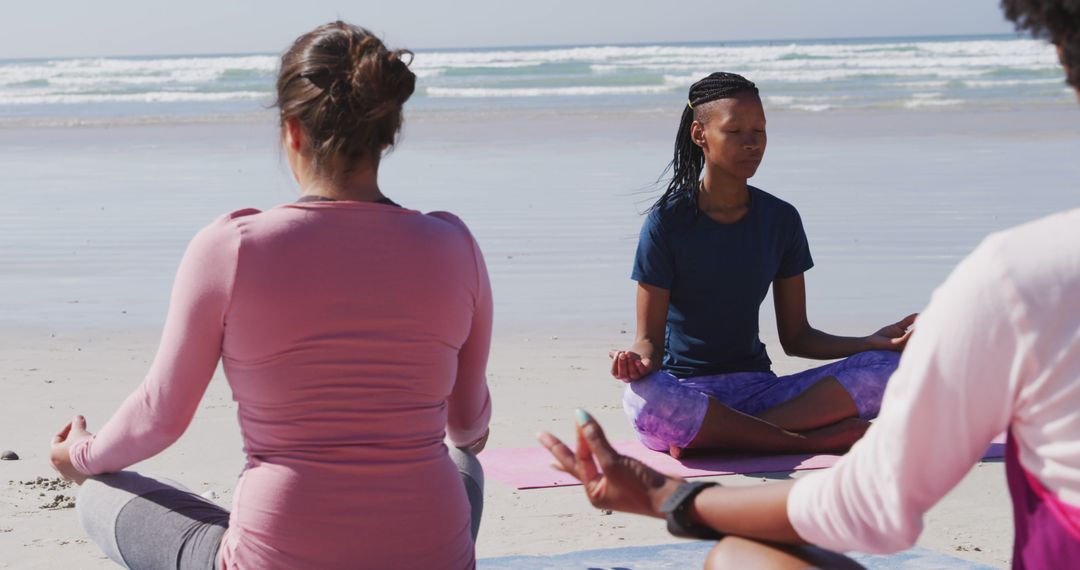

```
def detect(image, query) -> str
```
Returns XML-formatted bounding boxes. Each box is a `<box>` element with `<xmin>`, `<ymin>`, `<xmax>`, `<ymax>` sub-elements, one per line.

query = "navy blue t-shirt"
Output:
<box><xmin>632</xmin><ymin>187</ymin><xmax>814</xmax><ymax>378</ymax></box>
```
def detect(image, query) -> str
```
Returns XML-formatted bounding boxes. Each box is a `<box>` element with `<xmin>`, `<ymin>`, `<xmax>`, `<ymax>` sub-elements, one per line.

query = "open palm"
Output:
<box><xmin>868</xmin><ymin>313</ymin><xmax>918</xmax><ymax>351</ymax></box>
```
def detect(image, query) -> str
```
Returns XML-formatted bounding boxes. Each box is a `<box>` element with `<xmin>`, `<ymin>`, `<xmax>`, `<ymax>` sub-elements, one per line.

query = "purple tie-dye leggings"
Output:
<box><xmin>622</xmin><ymin>350</ymin><xmax>901</xmax><ymax>451</ymax></box>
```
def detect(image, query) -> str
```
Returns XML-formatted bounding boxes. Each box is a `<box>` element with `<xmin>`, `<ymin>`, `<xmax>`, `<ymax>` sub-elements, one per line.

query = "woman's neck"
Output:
<box><xmin>698</xmin><ymin>170</ymin><xmax>750</xmax><ymax>212</ymax></box>
<box><xmin>299</xmin><ymin>164</ymin><xmax>384</xmax><ymax>202</ymax></box>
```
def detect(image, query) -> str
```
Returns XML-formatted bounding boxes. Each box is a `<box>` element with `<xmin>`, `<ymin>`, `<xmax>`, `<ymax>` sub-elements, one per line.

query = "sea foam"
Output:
<box><xmin>0</xmin><ymin>35</ymin><xmax>1070</xmax><ymax>121</ymax></box>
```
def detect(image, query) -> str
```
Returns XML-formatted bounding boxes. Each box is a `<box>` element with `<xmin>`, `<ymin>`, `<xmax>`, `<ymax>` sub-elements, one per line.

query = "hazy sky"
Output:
<box><xmin>2</xmin><ymin>0</ymin><xmax>1018</xmax><ymax>59</ymax></box>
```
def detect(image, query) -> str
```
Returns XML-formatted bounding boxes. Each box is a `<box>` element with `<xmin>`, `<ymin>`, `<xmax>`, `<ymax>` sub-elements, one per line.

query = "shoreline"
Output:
<box><xmin>2</xmin><ymin>100</ymin><xmax>1078</xmax><ymax>133</ymax></box>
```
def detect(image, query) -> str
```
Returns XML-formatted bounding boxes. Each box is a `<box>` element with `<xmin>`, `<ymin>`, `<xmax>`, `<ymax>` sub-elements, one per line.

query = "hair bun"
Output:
<box><xmin>384</xmin><ymin>49</ymin><xmax>417</xmax><ymax>104</ymax></box>
<box><xmin>334</xmin><ymin>36</ymin><xmax>415</xmax><ymax>122</ymax></box>
<box><xmin>275</xmin><ymin>21</ymin><xmax>417</xmax><ymax>172</ymax></box>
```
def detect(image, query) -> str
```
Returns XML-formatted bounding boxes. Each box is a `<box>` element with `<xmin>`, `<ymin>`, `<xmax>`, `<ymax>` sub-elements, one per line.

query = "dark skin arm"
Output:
<box><xmin>610</xmin><ymin>283</ymin><xmax>669</xmax><ymax>381</ymax></box>
<box><xmin>689</xmin><ymin>479</ymin><xmax>800</xmax><ymax>543</ymax></box>
<box><xmin>538</xmin><ymin>411</ymin><xmax>803</xmax><ymax>544</ymax></box>
<box><xmin>774</xmin><ymin>273</ymin><xmax>916</xmax><ymax>359</ymax></box>
<box><xmin>613</xmin><ymin>277</ymin><xmax>915</xmax><ymax>378</ymax></box>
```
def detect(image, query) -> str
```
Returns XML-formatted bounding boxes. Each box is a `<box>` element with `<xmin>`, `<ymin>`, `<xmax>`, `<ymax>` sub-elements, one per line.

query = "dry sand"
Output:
<box><xmin>0</xmin><ymin>327</ymin><xmax>1012</xmax><ymax>568</ymax></box>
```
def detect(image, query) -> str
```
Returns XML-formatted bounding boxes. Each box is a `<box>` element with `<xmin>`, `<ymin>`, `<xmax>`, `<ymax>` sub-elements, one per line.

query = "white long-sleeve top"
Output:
<box><xmin>788</xmin><ymin>208</ymin><xmax>1080</xmax><ymax>553</ymax></box>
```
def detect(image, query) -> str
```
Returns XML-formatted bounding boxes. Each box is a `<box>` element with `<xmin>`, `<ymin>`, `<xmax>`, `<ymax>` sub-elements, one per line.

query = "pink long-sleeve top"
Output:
<box><xmin>788</xmin><ymin>208</ymin><xmax>1080</xmax><ymax>554</ymax></box>
<box><xmin>70</xmin><ymin>201</ymin><xmax>493</xmax><ymax>569</ymax></box>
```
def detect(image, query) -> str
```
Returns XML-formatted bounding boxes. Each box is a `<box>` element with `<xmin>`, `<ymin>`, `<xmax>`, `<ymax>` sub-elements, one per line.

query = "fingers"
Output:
<box><xmin>577</xmin><ymin>410</ymin><xmax>619</xmax><ymax>468</ymax></box>
<box><xmin>625</xmin><ymin>355</ymin><xmax>644</xmax><ymax>380</ymax></box>
<box><xmin>575</xmin><ymin>421</ymin><xmax>600</xmax><ymax>483</ymax></box>
<box><xmin>630</xmin><ymin>358</ymin><xmax>651</xmax><ymax>380</ymax></box>
<box><xmin>616</xmin><ymin>352</ymin><xmax>632</xmax><ymax>380</ymax></box>
<box><xmin>610</xmin><ymin>350</ymin><xmax>626</xmax><ymax>379</ymax></box>
<box><xmin>537</xmin><ymin>432</ymin><xmax>580</xmax><ymax>480</ymax></box>
<box><xmin>550</xmin><ymin>461</ymin><xmax>572</xmax><ymax>475</ymax></box>
<box><xmin>546</xmin><ymin>409</ymin><xmax>635</xmax><ymax>490</ymax></box>
<box><xmin>52</xmin><ymin>421</ymin><xmax>73</xmax><ymax>445</ymax></box>
<box><xmin>611</xmin><ymin>351</ymin><xmax>647</xmax><ymax>382</ymax></box>
<box><xmin>891</xmin><ymin>327</ymin><xmax>914</xmax><ymax>347</ymax></box>
<box><xmin>71</xmin><ymin>415</ymin><xmax>88</xmax><ymax>435</ymax></box>
<box><xmin>898</xmin><ymin>313</ymin><xmax>918</xmax><ymax>328</ymax></box>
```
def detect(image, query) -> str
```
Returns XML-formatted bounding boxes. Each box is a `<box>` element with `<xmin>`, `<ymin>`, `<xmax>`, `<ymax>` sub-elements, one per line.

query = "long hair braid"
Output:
<box><xmin>652</xmin><ymin>72</ymin><xmax>759</xmax><ymax>212</ymax></box>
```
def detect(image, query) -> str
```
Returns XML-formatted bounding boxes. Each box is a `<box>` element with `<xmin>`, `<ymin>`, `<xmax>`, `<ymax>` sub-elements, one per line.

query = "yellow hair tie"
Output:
<box><xmin>687</xmin><ymin>99</ymin><xmax>694</xmax><ymax>109</ymax></box>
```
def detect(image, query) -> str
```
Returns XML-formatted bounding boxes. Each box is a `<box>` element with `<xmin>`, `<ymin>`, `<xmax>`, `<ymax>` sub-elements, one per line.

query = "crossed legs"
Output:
<box><xmin>77</xmin><ymin>448</ymin><xmax>486</xmax><ymax>569</ymax></box>
<box><xmin>680</xmin><ymin>378</ymin><xmax>869</xmax><ymax>456</ymax></box>
<box><xmin>623</xmin><ymin>351</ymin><xmax>899</xmax><ymax>455</ymax></box>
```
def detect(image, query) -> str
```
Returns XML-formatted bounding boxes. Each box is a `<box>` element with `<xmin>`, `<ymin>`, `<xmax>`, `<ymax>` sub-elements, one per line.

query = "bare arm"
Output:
<box><xmin>538</xmin><ymin>412</ymin><xmax>804</xmax><ymax>544</ymax></box>
<box><xmin>773</xmin><ymin>274</ymin><xmax>915</xmax><ymax>360</ymax></box>
<box><xmin>689</xmin><ymin>481</ymin><xmax>802</xmax><ymax>543</ymax></box>
<box><xmin>611</xmin><ymin>282</ymin><xmax>670</xmax><ymax>381</ymax></box>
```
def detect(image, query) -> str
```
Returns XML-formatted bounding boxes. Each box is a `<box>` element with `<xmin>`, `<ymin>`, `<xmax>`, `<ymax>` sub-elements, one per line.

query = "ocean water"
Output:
<box><xmin>1</xmin><ymin>34</ymin><xmax>1077</xmax><ymax>336</ymax></box>
<box><xmin>0</xmin><ymin>34</ymin><xmax>1074</xmax><ymax>123</ymax></box>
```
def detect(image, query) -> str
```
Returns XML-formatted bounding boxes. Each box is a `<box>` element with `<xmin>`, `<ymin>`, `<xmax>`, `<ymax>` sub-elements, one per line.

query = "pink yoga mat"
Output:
<box><xmin>480</xmin><ymin>436</ymin><xmax>1007</xmax><ymax>490</ymax></box>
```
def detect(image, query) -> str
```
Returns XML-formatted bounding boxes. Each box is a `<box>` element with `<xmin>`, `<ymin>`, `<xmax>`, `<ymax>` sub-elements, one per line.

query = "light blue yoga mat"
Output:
<box><xmin>479</xmin><ymin>541</ymin><xmax>996</xmax><ymax>569</ymax></box>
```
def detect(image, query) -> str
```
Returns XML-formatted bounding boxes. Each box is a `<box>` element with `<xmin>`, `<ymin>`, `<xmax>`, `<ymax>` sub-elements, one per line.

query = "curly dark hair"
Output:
<box><xmin>1002</xmin><ymin>0</ymin><xmax>1080</xmax><ymax>87</ymax></box>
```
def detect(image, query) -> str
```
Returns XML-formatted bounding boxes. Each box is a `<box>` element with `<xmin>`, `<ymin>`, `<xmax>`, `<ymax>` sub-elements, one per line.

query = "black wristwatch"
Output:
<box><xmin>659</xmin><ymin>481</ymin><xmax>724</xmax><ymax>540</ymax></box>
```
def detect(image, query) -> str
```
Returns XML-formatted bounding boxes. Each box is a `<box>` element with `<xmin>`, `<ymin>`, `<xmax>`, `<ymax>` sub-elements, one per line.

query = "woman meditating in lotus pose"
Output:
<box><xmin>48</xmin><ymin>21</ymin><xmax>492</xmax><ymax>570</ymax></box>
<box><xmin>547</xmin><ymin>2</ymin><xmax>1080</xmax><ymax>567</ymax></box>
<box><xmin>612</xmin><ymin>72</ymin><xmax>914</xmax><ymax>457</ymax></box>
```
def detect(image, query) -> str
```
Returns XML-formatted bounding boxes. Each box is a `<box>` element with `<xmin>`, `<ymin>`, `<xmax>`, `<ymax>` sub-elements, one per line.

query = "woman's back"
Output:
<box><xmin>58</xmin><ymin>21</ymin><xmax>491</xmax><ymax>570</ymax></box>
<box><xmin>211</xmin><ymin>201</ymin><xmax>490</xmax><ymax>567</ymax></box>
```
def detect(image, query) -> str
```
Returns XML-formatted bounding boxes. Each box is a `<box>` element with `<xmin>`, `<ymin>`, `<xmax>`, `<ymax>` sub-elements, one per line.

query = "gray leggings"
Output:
<box><xmin>76</xmin><ymin>447</ymin><xmax>485</xmax><ymax>569</ymax></box>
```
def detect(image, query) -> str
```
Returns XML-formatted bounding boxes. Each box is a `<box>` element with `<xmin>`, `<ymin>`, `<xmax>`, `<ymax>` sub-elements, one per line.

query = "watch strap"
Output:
<box><xmin>660</xmin><ymin>481</ymin><xmax>724</xmax><ymax>540</ymax></box>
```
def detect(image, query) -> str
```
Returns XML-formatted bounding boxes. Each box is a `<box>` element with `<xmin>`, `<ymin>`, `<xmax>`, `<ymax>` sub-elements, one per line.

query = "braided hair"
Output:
<box><xmin>652</xmin><ymin>72</ymin><xmax>759</xmax><ymax>212</ymax></box>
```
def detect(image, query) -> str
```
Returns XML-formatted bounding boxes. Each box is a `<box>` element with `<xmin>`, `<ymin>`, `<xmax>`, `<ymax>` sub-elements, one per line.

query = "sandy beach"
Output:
<box><xmin>2</xmin><ymin>106</ymin><xmax>1078</xmax><ymax>568</ymax></box>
